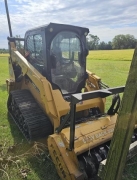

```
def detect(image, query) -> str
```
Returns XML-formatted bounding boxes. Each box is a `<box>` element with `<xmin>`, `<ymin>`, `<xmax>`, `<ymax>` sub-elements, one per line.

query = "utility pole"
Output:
<box><xmin>102</xmin><ymin>46</ymin><xmax>137</xmax><ymax>180</ymax></box>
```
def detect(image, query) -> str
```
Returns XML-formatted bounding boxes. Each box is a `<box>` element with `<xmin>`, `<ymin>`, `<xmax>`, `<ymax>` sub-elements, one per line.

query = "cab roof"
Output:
<box><xmin>25</xmin><ymin>22</ymin><xmax>89</xmax><ymax>35</ymax></box>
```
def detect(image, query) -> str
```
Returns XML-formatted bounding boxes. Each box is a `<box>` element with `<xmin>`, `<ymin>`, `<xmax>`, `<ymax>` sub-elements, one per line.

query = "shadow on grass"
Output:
<box><xmin>27</xmin><ymin>156</ymin><xmax>60</xmax><ymax>180</ymax></box>
<box><xmin>0</xmin><ymin>84</ymin><xmax>7</xmax><ymax>91</ymax></box>
<box><xmin>7</xmin><ymin>113</ymin><xmax>60</xmax><ymax>180</ymax></box>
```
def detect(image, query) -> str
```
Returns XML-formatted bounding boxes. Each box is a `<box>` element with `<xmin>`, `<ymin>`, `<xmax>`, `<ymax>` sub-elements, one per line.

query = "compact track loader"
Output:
<box><xmin>5</xmin><ymin>1</ymin><xmax>137</xmax><ymax>180</ymax></box>
<box><xmin>6</xmin><ymin>25</ymin><xmax>125</xmax><ymax>179</ymax></box>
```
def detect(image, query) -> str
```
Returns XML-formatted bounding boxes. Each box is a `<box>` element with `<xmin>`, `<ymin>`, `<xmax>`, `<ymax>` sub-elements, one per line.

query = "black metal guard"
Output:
<box><xmin>55</xmin><ymin>111</ymin><xmax>70</xmax><ymax>133</ymax></box>
<box><xmin>72</xmin><ymin>86</ymin><xmax>124</xmax><ymax>104</ymax></box>
<box><xmin>7</xmin><ymin>37</ymin><xmax>25</xmax><ymax>42</ymax></box>
<box><xmin>69</xmin><ymin>102</ymin><xmax>76</xmax><ymax>150</ymax></box>
<box><xmin>56</xmin><ymin>86</ymin><xmax>125</xmax><ymax>151</ymax></box>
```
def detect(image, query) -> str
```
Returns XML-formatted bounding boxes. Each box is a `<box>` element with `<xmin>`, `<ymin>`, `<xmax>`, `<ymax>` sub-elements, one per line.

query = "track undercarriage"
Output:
<box><xmin>7</xmin><ymin>89</ymin><xmax>53</xmax><ymax>141</ymax></box>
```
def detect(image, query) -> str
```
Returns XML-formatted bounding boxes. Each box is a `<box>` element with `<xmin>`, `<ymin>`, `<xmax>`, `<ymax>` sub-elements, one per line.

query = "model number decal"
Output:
<box><xmin>82</xmin><ymin>128</ymin><xmax>114</xmax><ymax>143</ymax></box>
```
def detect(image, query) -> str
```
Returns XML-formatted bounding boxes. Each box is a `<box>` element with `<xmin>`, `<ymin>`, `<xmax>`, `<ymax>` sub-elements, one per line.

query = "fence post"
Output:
<box><xmin>102</xmin><ymin>46</ymin><xmax>137</xmax><ymax>180</ymax></box>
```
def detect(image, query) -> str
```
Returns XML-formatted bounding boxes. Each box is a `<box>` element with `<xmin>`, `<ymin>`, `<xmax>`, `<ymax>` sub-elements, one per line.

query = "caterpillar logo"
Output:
<box><xmin>50</xmin><ymin>144</ymin><xmax>66</xmax><ymax>179</ymax></box>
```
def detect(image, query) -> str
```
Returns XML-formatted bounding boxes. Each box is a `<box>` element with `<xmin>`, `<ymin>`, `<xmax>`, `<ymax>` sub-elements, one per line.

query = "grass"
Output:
<box><xmin>88</xmin><ymin>49</ymin><xmax>134</xmax><ymax>61</ymax></box>
<box><xmin>87</xmin><ymin>49</ymin><xmax>134</xmax><ymax>87</ymax></box>
<box><xmin>0</xmin><ymin>55</ymin><xmax>59</xmax><ymax>180</ymax></box>
<box><xmin>0</xmin><ymin>54</ymin><xmax>9</xmax><ymax>57</ymax></box>
<box><xmin>0</xmin><ymin>50</ymin><xmax>137</xmax><ymax>180</ymax></box>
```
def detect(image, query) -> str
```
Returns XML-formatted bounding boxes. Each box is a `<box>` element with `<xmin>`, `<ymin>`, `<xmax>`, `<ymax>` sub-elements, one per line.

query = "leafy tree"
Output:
<box><xmin>87</xmin><ymin>34</ymin><xmax>100</xmax><ymax>50</ymax></box>
<box><xmin>106</xmin><ymin>41</ymin><xmax>112</xmax><ymax>50</ymax></box>
<box><xmin>98</xmin><ymin>41</ymin><xmax>112</xmax><ymax>50</ymax></box>
<box><xmin>98</xmin><ymin>41</ymin><xmax>106</xmax><ymax>50</ymax></box>
<box><xmin>0</xmin><ymin>48</ymin><xmax>9</xmax><ymax>53</ymax></box>
<box><xmin>112</xmin><ymin>34</ymin><xmax>137</xmax><ymax>49</ymax></box>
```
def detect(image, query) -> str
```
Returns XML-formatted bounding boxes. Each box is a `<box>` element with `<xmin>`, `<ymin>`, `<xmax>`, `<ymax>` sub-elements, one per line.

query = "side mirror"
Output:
<box><xmin>50</xmin><ymin>54</ymin><xmax>56</xmax><ymax>68</ymax></box>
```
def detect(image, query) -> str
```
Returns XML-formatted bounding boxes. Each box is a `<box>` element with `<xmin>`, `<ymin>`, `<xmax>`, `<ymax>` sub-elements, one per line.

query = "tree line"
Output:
<box><xmin>1</xmin><ymin>34</ymin><xmax>137</xmax><ymax>53</ymax></box>
<box><xmin>87</xmin><ymin>34</ymin><xmax>137</xmax><ymax>50</ymax></box>
<box><xmin>0</xmin><ymin>48</ymin><xmax>9</xmax><ymax>53</ymax></box>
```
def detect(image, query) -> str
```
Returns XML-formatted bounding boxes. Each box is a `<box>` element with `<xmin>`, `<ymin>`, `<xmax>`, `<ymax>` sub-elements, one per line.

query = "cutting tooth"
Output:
<box><xmin>78</xmin><ymin>158</ymin><xmax>88</xmax><ymax>180</ymax></box>
<box><xmin>92</xmin><ymin>150</ymin><xmax>102</xmax><ymax>169</ymax></box>
<box><xmin>86</xmin><ymin>155</ymin><xmax>97</xmax><ymax>177</ymax></box>
<box><xmin>131</xmin><ymin>135</ymin><xmax>136</xmax><ymax>143</ymax></box>
<box><xmin>98</xmin><ymin>146</ymin><xmax>107</xmax><ymax>159</ymax></box>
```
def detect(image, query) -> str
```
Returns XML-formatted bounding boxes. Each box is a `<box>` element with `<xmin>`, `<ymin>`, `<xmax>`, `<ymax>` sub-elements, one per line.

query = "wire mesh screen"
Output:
<box><xmin>26</xmin><ymin>34</ymin><xmax>44</xmax><ymax>73</ymax></box>
<box><xmin>26</xmin><ymin>35</ymin><xmax>43</xmax><ymax>61</ymax></box>
<box><xmin>26</xmin><ymin>35</ymin><xmax>34</xmax><ymax>53</ymax></box>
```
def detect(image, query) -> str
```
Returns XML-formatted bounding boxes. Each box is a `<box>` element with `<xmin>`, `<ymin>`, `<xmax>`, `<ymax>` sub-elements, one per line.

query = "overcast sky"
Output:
<box><xmin>0</xmin><ymin>0</ymin><xmax>137</xmax><ymax>48</ymax></box>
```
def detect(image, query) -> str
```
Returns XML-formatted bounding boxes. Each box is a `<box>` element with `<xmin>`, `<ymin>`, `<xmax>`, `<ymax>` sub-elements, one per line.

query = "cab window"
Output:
<box><xmin>26</xmin><ymin>34</ymin><xmax>44</xmax><ymax>73</ymax></box>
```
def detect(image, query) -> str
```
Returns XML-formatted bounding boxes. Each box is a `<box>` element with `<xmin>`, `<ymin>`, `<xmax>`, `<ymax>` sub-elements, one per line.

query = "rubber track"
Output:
<box><xmin>8</xmin><ymin>89</ymin><xmax>53</xmax><ymax>142</ymax></box>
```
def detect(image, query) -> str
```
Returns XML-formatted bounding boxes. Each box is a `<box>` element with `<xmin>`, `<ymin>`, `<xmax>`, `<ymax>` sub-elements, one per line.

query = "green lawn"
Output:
<box><xmin>0</xmin><ymin>50</ymin><xmax>137</xmax><ymax>180</ymax></box>
<box><xmin>87</xmin><ymin>49</ymin><xmax>134</xmax><ymax>87</ymax></box>
<box><xmin>88</xmin><ymin>49</ymin><xmax>134</xmax><ymax>61</ymax></box>
<box><xmin>0</xmin><ymin>56</ymin><xmax>59</xmax><ymax>180</ymax></box>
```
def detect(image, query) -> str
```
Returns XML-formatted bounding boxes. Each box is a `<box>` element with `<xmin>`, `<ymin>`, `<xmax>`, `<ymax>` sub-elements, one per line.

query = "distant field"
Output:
<box><xmin>88</xmin><ymin>49</ymin><xmax>134</xmax><ymax>61</ymax></box>
<box><xmin>87</xmin><ymin>49</ymin><xmax>134</xmax><ymax>87</ymax></box>
<box><xmin>0</xmin><ymin>49</ymin><xmax>136</xmax><ymax>180</ymax></box>
<box><xmin>0</xmin><ymin>53</ymin><xmax>9</xmax><ymax>57</ymax></box>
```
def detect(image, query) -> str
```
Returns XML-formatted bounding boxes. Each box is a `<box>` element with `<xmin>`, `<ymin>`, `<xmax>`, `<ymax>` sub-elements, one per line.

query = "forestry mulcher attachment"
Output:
<box><xmin>5</xmin><ymin>1</ymin><xmax>136</xmax><ymax>179</ymax></box>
